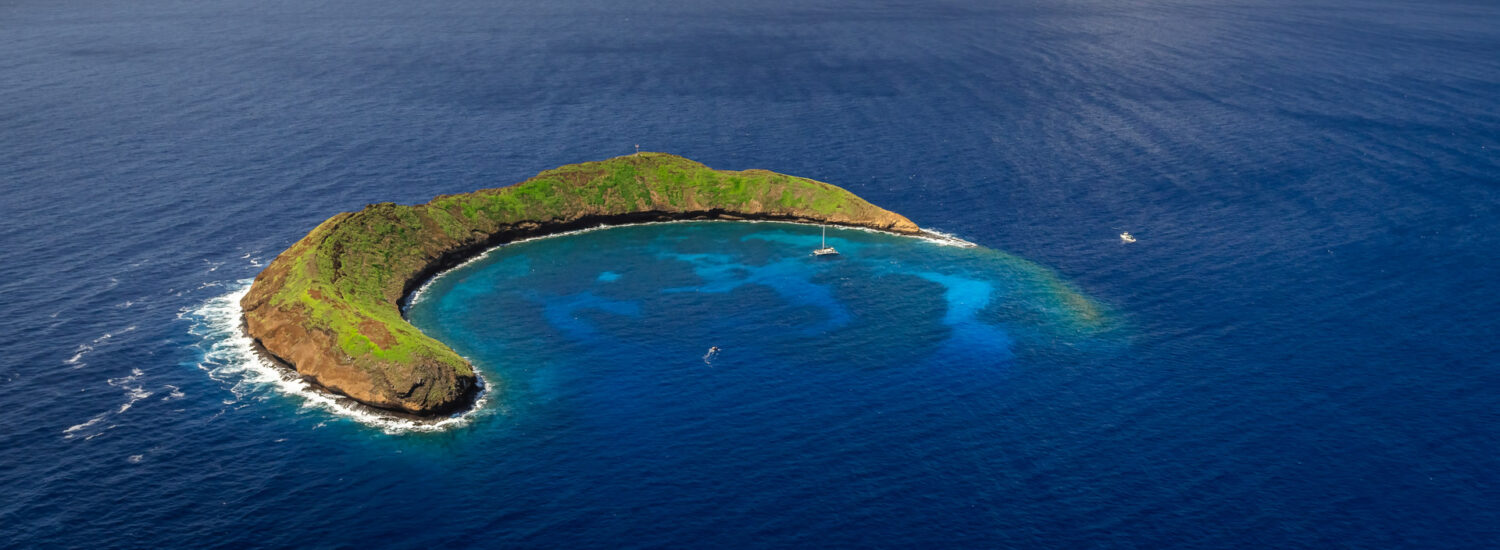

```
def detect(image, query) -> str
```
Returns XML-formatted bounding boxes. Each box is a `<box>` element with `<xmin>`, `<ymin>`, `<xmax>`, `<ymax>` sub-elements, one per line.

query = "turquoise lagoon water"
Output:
<box><xmin>408</xmin><ymin>222</ymin><xmax>1113</xmax><ymax>425</ymax></box>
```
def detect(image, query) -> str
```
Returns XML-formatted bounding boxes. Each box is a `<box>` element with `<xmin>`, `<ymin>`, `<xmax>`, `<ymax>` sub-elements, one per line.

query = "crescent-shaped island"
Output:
<box><xmin>241</xmin><ymin>153</ymin><xmax>921</xmax><ymax>417</ymax></box>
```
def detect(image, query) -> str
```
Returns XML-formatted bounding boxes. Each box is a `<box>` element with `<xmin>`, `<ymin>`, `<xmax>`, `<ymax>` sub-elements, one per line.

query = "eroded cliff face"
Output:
<box><xmin>241</xmin><ymin>153</ymin><xmax>919</xmax><ymax>416</ymax></box>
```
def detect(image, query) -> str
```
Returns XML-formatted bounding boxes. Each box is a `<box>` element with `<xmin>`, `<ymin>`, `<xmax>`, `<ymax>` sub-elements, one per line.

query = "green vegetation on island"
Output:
<box><xmin>241</xmin><ymin>153</ymin><xmax>920</xmax><ymax>416</ymax></box>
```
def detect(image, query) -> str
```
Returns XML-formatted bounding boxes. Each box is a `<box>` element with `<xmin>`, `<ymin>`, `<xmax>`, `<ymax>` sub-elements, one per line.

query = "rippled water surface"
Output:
<box><xmin>3</xmin><ymin>0</ymin><xmax>1499</xmax><ymax>547</ymax></box>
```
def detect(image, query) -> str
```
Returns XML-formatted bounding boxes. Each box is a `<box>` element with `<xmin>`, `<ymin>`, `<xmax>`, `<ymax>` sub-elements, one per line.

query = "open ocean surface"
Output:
<box><xmin>3</xmin><ymin>0</ymin><xmax>1499</xmax><ymax>547</ymax></box>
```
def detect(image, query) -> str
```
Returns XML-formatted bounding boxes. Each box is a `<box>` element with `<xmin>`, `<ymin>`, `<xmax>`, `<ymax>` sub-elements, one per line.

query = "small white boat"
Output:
<box><xmin>1120</xmin><ymin>231</ymin><xmax>1137</xmax><ymax>244</ymax></box>
<box><xmin>813</xmin><ymin>225</ymin><xmax>839</xmax><ymax>256</ymax></box>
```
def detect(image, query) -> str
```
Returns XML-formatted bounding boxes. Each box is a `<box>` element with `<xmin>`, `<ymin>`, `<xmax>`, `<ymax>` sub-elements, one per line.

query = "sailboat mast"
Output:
<box><xmin>812</xmin><ymin>224</ymin><xmax>839</xmax><ymax>256</ymax></box>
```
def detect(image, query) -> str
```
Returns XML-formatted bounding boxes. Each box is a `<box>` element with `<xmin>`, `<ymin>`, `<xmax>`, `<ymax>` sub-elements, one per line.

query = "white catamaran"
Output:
<box><xmin>813</xmin><ymin>225</ymin><xmax>839</xmax><ymax>256</ymax></box>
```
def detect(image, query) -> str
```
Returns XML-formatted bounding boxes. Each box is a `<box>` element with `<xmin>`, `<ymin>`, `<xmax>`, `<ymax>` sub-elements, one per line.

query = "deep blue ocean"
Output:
<box><xmin>3</xmin><ymin>0</ymin><xmax>1499</xmax><ymax>547</ymax></box>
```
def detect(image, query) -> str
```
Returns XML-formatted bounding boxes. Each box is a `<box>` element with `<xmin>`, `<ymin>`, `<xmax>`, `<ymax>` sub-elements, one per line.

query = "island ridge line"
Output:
<box><xmin>241</xmin><ymin>153</ymin><xmax>921</xmax><ymax>416</ymax></box>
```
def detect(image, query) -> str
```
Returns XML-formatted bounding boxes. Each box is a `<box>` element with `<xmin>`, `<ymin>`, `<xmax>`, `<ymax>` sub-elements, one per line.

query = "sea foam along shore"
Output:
<box><xmin>188</xmin><ymin>279</ymin><xmax>490</xmax><ymax>434</ymax></box>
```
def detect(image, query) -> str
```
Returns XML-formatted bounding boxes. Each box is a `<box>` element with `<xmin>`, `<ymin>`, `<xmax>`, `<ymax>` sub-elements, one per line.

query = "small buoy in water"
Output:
<box><xmin>1120</xmin><ymin>231</ymin><xmax>1137</xmax><ymax>244</ymax></box>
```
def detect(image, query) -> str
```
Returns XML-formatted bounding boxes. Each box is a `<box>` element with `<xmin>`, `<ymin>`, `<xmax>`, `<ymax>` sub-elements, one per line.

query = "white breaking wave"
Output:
<box><xmin>183</xmin><ymin>280</ymin><xmax>489</xmax><ymax>434</ymax></box>
<box><xmin>62</xmin><ymin>365</ymin><xmax>153</xmax><ymax>440</ymax></box>
<box><xmin>63</xmin><ymin>347</ymin><xmax>89</xmax><ymax>368</ymax></box>
<box><xmin>64</xmin><ymin>326</ymin><xmax>137</xmax><ymax>369</ymax></box>
<box><xmin>915</xmin><ymin>228</ymin><xmax>979</xmax><ymax>248</ymax></box>
<box><xmin>62</xmin><ymin>414</ymin><xmax>107</xmax><ymax>439</ymax></box>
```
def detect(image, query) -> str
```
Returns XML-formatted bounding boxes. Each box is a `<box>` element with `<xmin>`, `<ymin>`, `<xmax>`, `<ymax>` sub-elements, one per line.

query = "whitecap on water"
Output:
<box><xmin>63</xmin><ymin>365</ymin><xmax>158</xmax><ymax>440</ymax></box>
<box><xmin>915</xmin><ymin>227</ymin><xmax>979</xmax><ymax>248</ymax></box>
<box><xmin>63</xmin><ymin>414</ymin><xmax>107</xmax><ymax>440</ymax></box>
<box><xmin>64</xmin><ymin>326</ymin><xmax>137</xmax><ymax>369</ymax></box>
